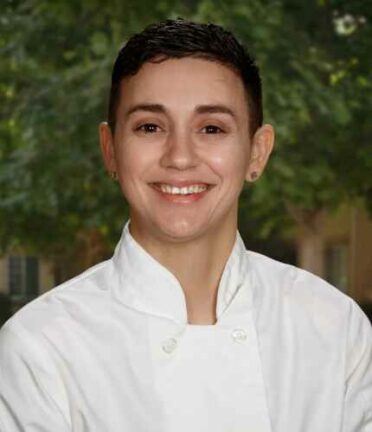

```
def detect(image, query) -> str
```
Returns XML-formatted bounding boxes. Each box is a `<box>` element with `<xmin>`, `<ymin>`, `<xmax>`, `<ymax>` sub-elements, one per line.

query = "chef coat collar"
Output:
<box><xmin>112</xmin><ymin>220</ymin><xmax>252</xmax><ymax>325</ymax></box>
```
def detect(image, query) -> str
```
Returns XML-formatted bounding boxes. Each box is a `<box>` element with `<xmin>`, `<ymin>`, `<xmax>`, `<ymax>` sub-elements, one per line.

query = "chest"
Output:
<box><xmin>45</xmin><ymin>308</ymin><xmax>344</xmax><ymax>432</ymax></box>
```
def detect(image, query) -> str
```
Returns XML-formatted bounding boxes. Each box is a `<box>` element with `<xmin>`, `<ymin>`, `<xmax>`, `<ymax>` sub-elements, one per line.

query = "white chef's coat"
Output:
<box><xmin>0</xmin><ymin>220</ymin><xmax>371</xmax><ymax>432</ymax></box>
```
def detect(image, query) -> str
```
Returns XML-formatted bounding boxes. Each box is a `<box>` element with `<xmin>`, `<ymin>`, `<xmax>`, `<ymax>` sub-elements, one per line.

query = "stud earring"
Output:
<box><xmin>109</xmin><ymin>171</ymin><xmax>118</xmax><ymax>180</ymax></box>
<box><xmin>250</xmin><ymin>171</ymin><xmax>259</xmax><ymax>181</ymax></box>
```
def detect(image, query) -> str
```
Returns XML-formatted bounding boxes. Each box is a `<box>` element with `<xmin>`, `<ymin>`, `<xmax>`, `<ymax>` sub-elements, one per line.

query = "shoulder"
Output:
<box><xmin>0</xmin><ymin>257</ymin><xmax>114</xmax><ymax>341</ymax></box>
<box><xmin>246</xmin><ymin>251</ymin><xmax>372</xmax><ymax>369</ymax></box>
<box><xmin>245</xmin><ymin>250</ymin><xmax>368</xmax><ymax>329</ymax></box>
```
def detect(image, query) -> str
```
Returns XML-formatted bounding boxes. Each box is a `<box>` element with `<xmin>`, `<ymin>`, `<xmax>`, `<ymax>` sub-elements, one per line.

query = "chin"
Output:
<box><xmin>154</xmin><ymin>219</ymin><xmax>208</xmax><ymax>243</ymax></box>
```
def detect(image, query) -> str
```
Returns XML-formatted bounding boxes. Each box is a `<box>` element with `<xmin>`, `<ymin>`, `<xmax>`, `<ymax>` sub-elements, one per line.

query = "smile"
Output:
<box><xmin>152</xmin><ymin>183</ymin><xmax>210</xmax><ymax>195</ymax></box>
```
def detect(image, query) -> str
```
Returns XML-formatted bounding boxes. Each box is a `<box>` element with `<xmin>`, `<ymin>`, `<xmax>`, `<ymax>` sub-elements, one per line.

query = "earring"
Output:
<box><xmin>109</xmin><ymin>171</ymin><xmax>118</xmax><ymax>180</ymax></box>
<box><xmin>250</xmin><ymin>171</ymin><xmax>259</xmax><ymax>181</ymax></box>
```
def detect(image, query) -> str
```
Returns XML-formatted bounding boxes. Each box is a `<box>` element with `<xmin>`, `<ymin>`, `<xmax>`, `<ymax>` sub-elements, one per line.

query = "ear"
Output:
<box><xmin>245</xmin><ymin>124</ymin><xmax>275</xmax><ymax>182</ymax></box>
<box><xmin>99</xmin><ymin>122</ymin><xmax>117</xmax><ymax>174</ymax></box>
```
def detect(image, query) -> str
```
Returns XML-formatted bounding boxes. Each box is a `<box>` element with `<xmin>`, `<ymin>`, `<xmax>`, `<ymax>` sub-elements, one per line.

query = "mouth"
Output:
<box><xmin>152</xmin><ymin>183</ymin><xmax>210</xmax><ymax>195</ymax></box>
<box><xmin>150</xmin><ymin>182</ymin><xmax>213</xmax><ymax>202</ymax></box>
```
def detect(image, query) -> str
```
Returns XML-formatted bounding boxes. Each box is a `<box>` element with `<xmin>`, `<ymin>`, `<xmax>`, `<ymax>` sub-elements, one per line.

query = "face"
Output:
<box><xmin>100</xmin><ymin>57</ymin><xmax>274</xmax><ymax>245</ymax></box>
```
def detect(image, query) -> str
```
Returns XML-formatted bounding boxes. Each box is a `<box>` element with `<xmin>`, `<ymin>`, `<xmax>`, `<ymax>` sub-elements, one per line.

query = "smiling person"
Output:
<box><xmin>0</xmin><ymin>18</ymin><xmax>371</xmax><ymax>432</ymax></box>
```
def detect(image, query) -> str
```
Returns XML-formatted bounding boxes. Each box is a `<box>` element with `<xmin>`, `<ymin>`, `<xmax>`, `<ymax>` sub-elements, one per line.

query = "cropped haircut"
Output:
<box><xmin>108</xmin><ymin>18</ymin><xmax>263</xmax><ymax>136</ymax></box>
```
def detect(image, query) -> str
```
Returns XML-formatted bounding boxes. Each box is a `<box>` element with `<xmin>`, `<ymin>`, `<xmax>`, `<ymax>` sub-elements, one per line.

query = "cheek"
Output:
<box><xmin>209</xmin><ymin>146</ymin><xmax>250</xmax><ymax>183</ymax></box>
<box><xmin>116</xmin><ymin>141</ymin><xmax>155</xmax><ymax>177</ymax></box>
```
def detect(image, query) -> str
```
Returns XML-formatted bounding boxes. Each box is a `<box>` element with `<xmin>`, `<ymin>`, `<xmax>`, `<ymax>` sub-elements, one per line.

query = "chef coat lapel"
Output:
<box><xmin>111</xmin><ymin>219</ymin><xmax>252</xmax><ymax>324</ymax></box>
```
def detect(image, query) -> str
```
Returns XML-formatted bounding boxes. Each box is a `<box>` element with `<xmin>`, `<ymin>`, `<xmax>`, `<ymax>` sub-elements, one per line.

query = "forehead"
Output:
<box><xmin>117</xmin><ymin>57</ymin><xmax>249</xmax><ymax>119</ymax></box>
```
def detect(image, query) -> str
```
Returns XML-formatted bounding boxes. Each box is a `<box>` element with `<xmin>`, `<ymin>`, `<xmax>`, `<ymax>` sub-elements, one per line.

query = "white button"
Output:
<box><xmin>162</xmin><ymin>337</ymin><xmax>178</xmax><ymax>354</ymax></box>
<box><xmin>231</xmin><ymin>328</ymin><xmax>247</xmax><ymax>343</ymax></box>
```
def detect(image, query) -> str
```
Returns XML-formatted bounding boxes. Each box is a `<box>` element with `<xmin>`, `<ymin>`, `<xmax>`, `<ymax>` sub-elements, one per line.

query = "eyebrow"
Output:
<box><xmin>124</xmin><ymin>103</ymin><xmax>237</xmax><ymax>119</ymax></box>
<box><xmin>125</xmin><ymin>104</ymin><xmax>164</xmax><ymax>118</ymax></box>
<box><xmin>195</xmin><ymin>104</ymin><xmax>237</xmax><ymax>119</ymax></box>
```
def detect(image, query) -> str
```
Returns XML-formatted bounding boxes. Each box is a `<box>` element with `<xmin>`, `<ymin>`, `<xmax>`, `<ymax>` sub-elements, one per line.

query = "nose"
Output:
<box><xmin>160</xmin><ymin>129</ymin><xmax>199</xmax><ymax>170</ymax></box>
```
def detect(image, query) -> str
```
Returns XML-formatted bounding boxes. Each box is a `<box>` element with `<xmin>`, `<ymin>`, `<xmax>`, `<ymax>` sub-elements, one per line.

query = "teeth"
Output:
<box><xmin>158</xmin><ymin>184</ymin><xmax>207</xmax><ymax>195</ymax></box>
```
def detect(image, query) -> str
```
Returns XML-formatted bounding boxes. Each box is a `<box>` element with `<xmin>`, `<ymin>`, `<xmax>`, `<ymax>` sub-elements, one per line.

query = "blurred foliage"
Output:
<box><xmin>1</xmin><ymin>0</ymin><xmax>372</xmax><ymax>274</ymax></box>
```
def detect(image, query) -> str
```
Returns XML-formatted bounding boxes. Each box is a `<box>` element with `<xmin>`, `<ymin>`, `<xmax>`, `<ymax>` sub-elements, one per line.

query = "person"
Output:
<box><xmin>0</xmin><ymin>18</ymin><xmax>371</xmax><ymax>432</ymax></box>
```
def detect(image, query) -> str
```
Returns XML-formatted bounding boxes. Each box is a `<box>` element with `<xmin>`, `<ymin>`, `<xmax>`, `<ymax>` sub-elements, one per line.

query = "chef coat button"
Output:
<box><xmin>162</xmin><ymin>337</ymin><xmax>178</xmax><ymax>354</ymax></box>
<box><xmin>231</xmin><ymin>328</ymin><xmax>247</xmax><ymax>343</ymax></box>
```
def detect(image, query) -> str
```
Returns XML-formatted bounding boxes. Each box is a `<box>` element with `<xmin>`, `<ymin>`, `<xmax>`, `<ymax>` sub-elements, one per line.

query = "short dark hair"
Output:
<box><xmin>108</xmin><ymin>18</ymin><xmax>263</xmax><ymax>136</ymax></box>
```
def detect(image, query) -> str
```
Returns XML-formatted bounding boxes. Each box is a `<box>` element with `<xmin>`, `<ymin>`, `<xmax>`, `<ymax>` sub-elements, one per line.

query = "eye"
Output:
<box><xmin>135</xmin><ymin>123</ymin><xmax>161</xmax><ymax>134</ymax></box>
<box><xmin>201</xmin><ymin>125</ymin><xmax>225</xmax><ymax>134</ymax></box>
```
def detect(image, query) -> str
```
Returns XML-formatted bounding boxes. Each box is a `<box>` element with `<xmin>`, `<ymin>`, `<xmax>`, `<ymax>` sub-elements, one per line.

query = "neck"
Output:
<box><xmin>129</xmin><ymin>216</ymin><xmax>238</xmax><ymax>325</ymax></box>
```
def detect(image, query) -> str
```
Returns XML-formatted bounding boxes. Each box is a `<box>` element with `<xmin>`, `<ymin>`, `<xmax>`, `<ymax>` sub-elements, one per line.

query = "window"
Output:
<box><xmin>325</xmin><ymin>244</ymin><xmax>348</xmax><ymax>293</ymax></box>
<box><xmin>8</xmin><ymin>256</ymin><xmax>39</xmax><ymax>298</ymax></box>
